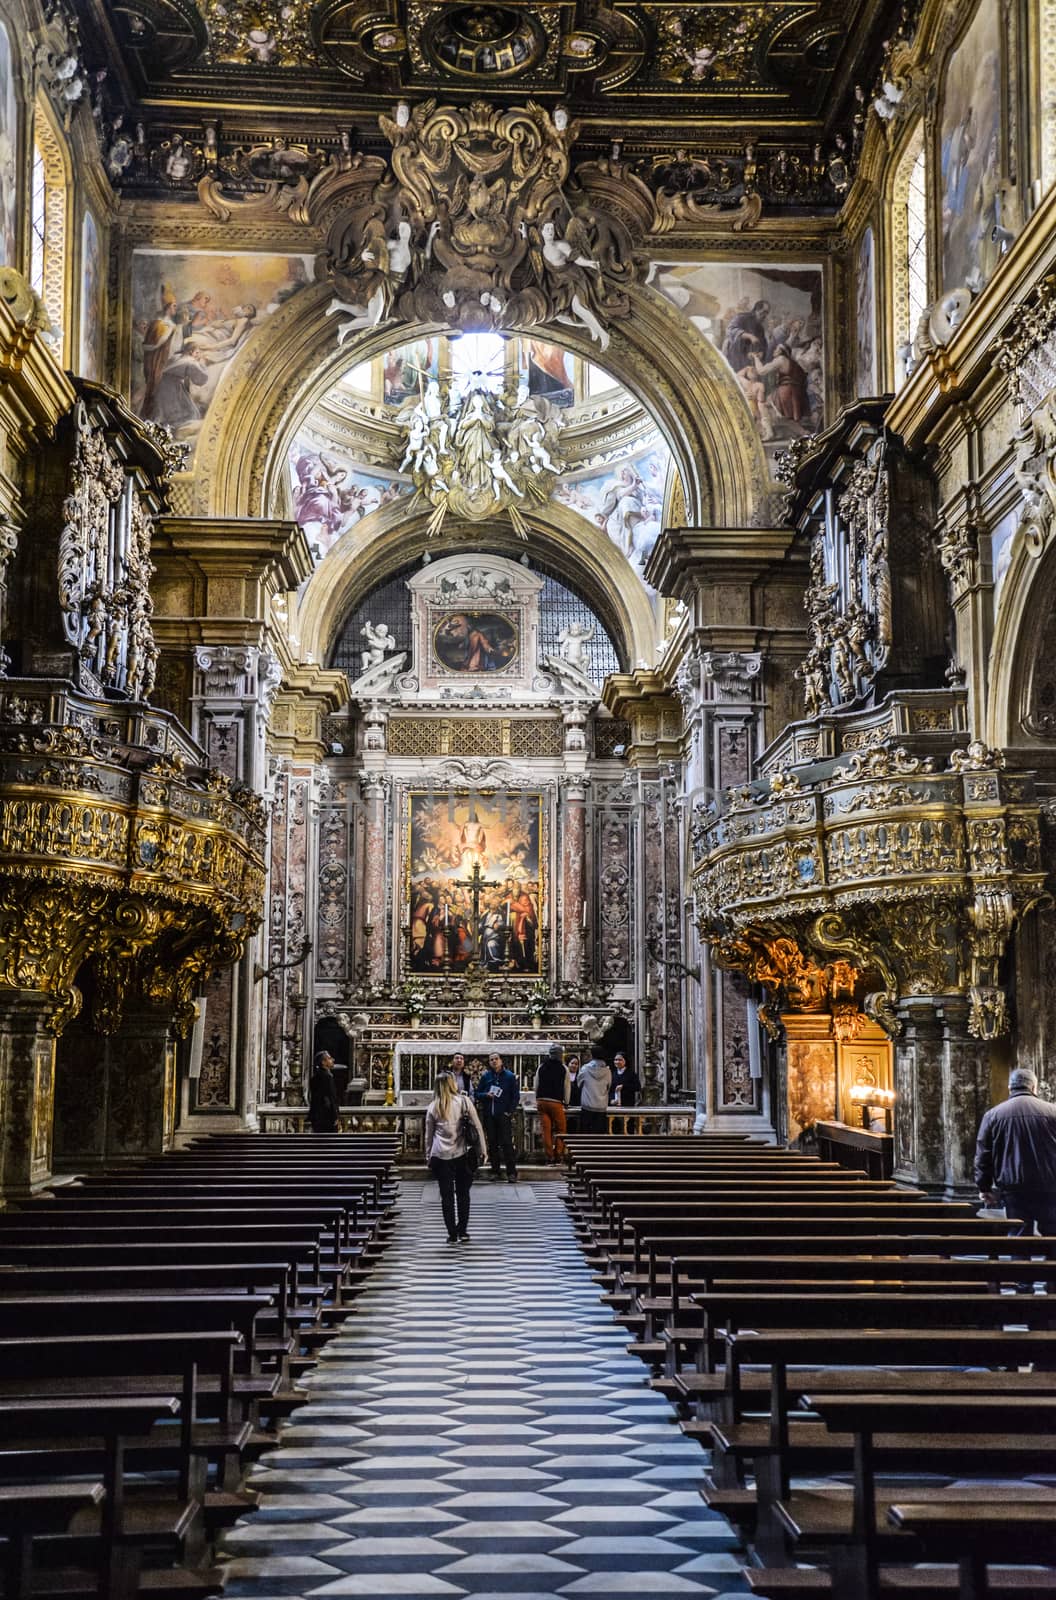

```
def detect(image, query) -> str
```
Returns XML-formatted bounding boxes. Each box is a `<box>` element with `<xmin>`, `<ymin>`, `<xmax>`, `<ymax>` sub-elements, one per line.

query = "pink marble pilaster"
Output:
<box><xmin>561</xmin><ymin>776</ymin><xmax>588</xmax><ymax>982</ymax></box>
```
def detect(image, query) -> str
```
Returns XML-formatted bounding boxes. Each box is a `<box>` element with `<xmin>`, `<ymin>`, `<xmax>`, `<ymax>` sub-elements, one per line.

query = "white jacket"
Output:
<box><xmin>425</xmin><ymin>1093</ymin><xmax>486</xmax><ymax>1162</ymax></box>
<box><xmin>578</xmin><ymin>1058</ymin><xmax>612</xmax><ymax>1110</ymax></box>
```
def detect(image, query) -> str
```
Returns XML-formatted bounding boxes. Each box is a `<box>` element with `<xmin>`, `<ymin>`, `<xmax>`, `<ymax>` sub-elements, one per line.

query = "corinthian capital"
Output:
<box><xmin>700</xmin><ymin>651</ymin><xmax>763</xmax><ymax>702</ymax></box>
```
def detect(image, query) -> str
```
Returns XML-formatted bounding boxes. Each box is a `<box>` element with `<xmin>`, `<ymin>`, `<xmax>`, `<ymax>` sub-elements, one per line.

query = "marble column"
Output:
<box><xmin>359</xmin><ymin>771</ymin><xmax>390</xmax><ymax>986</ymax></box>
<box><xmin>561</xmin><ymin>774</ymin><xmax>588</xmax><ymax>985</ymax></box>
<box><xmin>0</xmin><ymin>991</ymin><xmax>57</xmax><ymax>1199</ymax></box>
<box><xmin>179</xmin><ymin>645</ymin><xmax>280</xmax><ymax>1131</ymax></box>
<box><xmin>894</xmin><ymin>996</ymin><xmax>992</xmax><ymax>1195</ymax></box>
<box><xmin>679</xmin><ymin>647</ymin><xmax>771</xmax><ymax>1134</ymax></box>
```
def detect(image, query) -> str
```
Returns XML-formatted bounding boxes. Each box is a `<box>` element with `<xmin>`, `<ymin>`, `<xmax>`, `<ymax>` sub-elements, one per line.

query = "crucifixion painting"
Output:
<box><xmin>407</xmin><ymin>790</ymin><xmax>544</xmax><ymax>975</ymax></box>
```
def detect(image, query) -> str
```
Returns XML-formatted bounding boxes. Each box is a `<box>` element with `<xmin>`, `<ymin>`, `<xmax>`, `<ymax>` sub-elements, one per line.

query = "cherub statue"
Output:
<box><xmin>506</xmin><ymin>387</ymin><xmax>562</xmax><ymax>475</ymax></box>
<box><xmin>489</xmin><ymin>450</ymin><xmax>523</xmax><ymax>499</ymax></box>
<box><xmin>795</xmin><ymin>649</ymin><xmax>828</xmax><ymax>717</ymax></box>
<box><xmin>361</xmin><ymin>620</ymin><xmax>396</xmax><ymax>674</ymax></box>
<box><xmin>557</xmin><ymin>621</ymin><xmax>595</xmax><ymax>670</ymax></box>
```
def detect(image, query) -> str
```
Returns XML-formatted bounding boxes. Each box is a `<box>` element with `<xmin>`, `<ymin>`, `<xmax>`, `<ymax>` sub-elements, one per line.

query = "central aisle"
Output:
<box><xmin>223</xmin><ymin>1177</ymin><xmax>750</xmax><ymax>1598</ymax></box>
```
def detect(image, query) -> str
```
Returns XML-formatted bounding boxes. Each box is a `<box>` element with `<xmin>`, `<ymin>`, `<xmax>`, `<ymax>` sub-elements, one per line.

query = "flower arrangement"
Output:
<box><xmin>400</xmin><ymin>981</ymin><xmax>428</xmax><ymax>1019</ymax></box>
<box><xmin>526</xmin><ymin>982</ymin><xmax>553</xmax><ymax>1018</ymax></box>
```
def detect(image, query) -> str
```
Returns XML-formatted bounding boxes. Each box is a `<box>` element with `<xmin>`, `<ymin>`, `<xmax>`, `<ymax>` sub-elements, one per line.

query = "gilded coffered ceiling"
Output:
<box><xmin>84</xmin><ymin>0</ymin><xmax>896</xmax><ymax>142</ymax></box>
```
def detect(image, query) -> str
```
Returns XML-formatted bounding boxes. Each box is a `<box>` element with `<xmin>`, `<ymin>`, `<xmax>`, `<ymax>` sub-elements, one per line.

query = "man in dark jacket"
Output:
<box><xmin>478</xmin><ymin>1052</ymin><xmax>520</xmax><ymax>1181</ymax></box>
<box><xmin>308</xmin><ymin>1050</ymin><xmax>340</xmax><ymax>1133</ymax></box>
<box><xmin>974</xmin><ymin>1067</ymin><xmax>1056</xmax><ymax>1235</ymax></box>
<box><xmin>534</xmin><ymin>1044</ymin><xmax>570</xmax><ymax>1164</ymax></box>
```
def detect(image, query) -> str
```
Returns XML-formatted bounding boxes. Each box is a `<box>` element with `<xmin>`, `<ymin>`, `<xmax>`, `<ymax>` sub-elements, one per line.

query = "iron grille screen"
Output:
<box><xmin>328</xmin><ymin>557</ymin><xmax>622</xmax><ymax>686</ymax></box>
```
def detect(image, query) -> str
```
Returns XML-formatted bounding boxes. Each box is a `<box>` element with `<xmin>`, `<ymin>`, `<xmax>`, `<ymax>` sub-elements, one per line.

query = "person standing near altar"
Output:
<box><xmin>309</xmin><ymin>1050</ymin><xmax>340</xmax><ymax>1134</ymax></box>
<box><xmin>578</xmin><ymin>1048</ymin><xmax>612</xmax><ymax>1134</ymax></box>
<box><xmin>609</xmin><ymin>1051</ymin><xmax>642</xmax><ymax>1135</ymax></box>
<box><xmin>449</xmin><ymin>1052</ymin><xmax>474</xmax><ymax>1095</ymax></box>
<box><xmin>534</xmin><ymin>1044</ymin><xmax>571</xmax><ymax>1163</ymax></box>
<box><xmin>478</xmin><ymin>1052</ymin><xmax>520</xmax><ymax>1181</ymax></box>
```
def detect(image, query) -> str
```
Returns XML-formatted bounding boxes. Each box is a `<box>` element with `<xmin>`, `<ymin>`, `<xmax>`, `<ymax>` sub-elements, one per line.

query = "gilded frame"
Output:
<box><xmin>402</xmin><ymin>786</ymin><xmax>550</xmax><ymax>982</ymax></box>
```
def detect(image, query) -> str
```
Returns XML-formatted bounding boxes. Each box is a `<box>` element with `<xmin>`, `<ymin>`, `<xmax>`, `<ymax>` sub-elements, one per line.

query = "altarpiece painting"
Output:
<box><xmin>406</xmin><ymin>791</ymin><xmax>545</xmax><ymax>976</ymax></box>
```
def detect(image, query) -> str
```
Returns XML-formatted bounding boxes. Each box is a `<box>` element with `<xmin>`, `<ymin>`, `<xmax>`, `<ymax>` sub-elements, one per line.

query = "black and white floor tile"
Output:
<box><xmin>222</xmin><ymin>1175</ymin><xmax>751</xmax><ymax>1599</ymax></box>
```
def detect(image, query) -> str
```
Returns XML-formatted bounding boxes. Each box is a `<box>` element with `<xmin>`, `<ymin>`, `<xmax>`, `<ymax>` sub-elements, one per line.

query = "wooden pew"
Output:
<box><xmin>0</xmin><ymin>1481</ymin><xmax>106</xmax><ymax>1600</ymax></box>
<box><xmin>0</xmin><ymin>1396</ymin><xmax>181</xmax><ymax>1600</ymax></box>
<box><xmin>0</xmin><ymin>1134</ymin><xmax>398</xmax><ymax>1596</ymax></box>
<box><xmin>888</xmin><ymin>1502</ymin><xmax>1056</xmax><ymax>1600</ymax></box>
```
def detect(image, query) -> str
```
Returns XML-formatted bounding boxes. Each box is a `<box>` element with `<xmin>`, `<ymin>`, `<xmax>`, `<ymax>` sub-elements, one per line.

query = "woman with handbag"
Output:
<box><xmin>425</xmin><ymin>1071</ymin><xmax>487</xmax><ymax>1244</ymax></box>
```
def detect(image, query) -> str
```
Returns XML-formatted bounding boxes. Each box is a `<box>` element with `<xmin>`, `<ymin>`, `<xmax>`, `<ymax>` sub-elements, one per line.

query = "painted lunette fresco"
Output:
<box><xmin>130</xmin><ymin>249</ymin><xmax>314</xmax><ymax>455</ymax></box>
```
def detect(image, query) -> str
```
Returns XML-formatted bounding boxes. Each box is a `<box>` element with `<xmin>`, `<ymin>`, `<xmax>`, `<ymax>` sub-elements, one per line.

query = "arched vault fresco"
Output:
<box><xmin>189</xmin><ymin>279</ymin><xmax>772</xmax><ymax>528</ymax></box>
<box><xmin>294</xmin><ymin>492</ymin><xmax>659</xmax><ymax>673</ymax></box>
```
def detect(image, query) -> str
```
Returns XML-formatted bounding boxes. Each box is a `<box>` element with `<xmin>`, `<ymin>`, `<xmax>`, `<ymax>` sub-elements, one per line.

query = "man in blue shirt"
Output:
<box><xmin>478</xmin><ymin>1051</ymin><xmax>520</xmax><ymax>1181</ymax></box>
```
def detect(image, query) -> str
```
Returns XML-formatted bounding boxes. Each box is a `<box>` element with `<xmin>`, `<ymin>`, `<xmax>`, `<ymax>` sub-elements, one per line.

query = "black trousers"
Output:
<box><xmin>487</xmin><ymin>1112</ymin><xmax>517</xmax><ymax>1177</ymax></box>
<box><xmin>431</xmin><ymin>1155</ymin><xmax>472</xmax><ymax>1238</ymax></box>
<box><xmin>578</xmin><ymin>1107</ymin><xmax>608</xmax><ymax>1134</ymax></box>
<box><xmin>1000</xmin><ymin>1186</ymin><xmax>1056</xmax><ymax>1236</ymax></box>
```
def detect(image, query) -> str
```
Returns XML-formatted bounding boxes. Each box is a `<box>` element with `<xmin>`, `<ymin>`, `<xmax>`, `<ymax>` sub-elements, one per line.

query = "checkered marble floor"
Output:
<box><xmin>222</xmin><ymin>1176</ymin><xmax>751</xmax><ymax>1598</ymax></box>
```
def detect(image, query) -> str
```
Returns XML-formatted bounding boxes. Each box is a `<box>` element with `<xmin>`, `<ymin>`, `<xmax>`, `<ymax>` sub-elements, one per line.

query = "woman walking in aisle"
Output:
<box><xmin>426</xmin><ymin>1071</ymin><xmax>487</xmax><ymax>1244</ymax></box>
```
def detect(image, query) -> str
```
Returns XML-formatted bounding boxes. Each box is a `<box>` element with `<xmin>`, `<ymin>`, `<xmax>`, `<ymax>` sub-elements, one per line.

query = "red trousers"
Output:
<box><xmin>537</xmin><ymin>1098</ymin><xmax>567</xmax><ymax>1160</ymax></box>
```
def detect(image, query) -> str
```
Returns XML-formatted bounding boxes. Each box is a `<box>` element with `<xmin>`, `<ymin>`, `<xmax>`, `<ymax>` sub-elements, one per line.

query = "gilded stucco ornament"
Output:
<box><xmin>396</xmin><ymin>371</ymin><xmax>564</xmax><ymax>536</ymax></box>
<box><xmin>693</xmin><ymin>746</ymin><xmax>1047</xmax><ymax>1041</ymax></box>
<box><xmin>709</xmin><ymin>927</ymin><xmax>863</xmax><ymax>1040</ymax></box>
<box><xmin>0</xmin><ymin>728</ymin><xmax>266</xmax><ymax>1035</ymax></box>
<box><xmin>325</xmin><ymin>100</ymin><xmax>650</xmax><ymax>344</ymax></box>
<box><xmin>0</xmin><ymin>269</ymin><xmax>50</xmax><ymax>336</ymax></box>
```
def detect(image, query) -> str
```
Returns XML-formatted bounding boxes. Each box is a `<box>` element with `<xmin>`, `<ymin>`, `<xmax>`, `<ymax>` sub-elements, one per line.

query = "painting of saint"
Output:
<box><xmin>408</xmin><ymin>791</ymin><xmax>544</xmax><ymax>975</ymax></box>
<box><xmin>433</xmin><ymin>610</ymin><xmax>518</xmax><ymax>674</ymax></box>
<box><xmin>287</xmin><ymin>438</ymin><xmax>407</xmax><ymax>560</ymax></box>
<box><xmin>0</xmin><ymin>20</ymin><xmax>18</xmax><ymax>270</ymax></box>
<box><xmin>655</xmin><ymin>261</ymin><xmax>825</xmax><ymax>458</ymax></box>
<box><xmin>856</xmin><ymin>225</ymin><xmax>876</xmax><ymax>398</ymax></box>
<box><xmin>383</xmin><ymin>337</ymin><xmax>438</xmax><ymax>406</ymax></box>
<box><xmin>79</xmin><ymin>209</ymin><xmax>103</xmax><ymax>381</ymax></box>
<box><xmin>130</xmin><ymin>250</ymin><xmax>313</xmax><ymax>452</ymax></box>
<box><xmin>521</xmin><ymin>339</ymin><xmax>574</xmax><ymax>407</ymax></box>
<box><xmin>940</xmin><ymin>0</ymin><xmax>1003</xmax><ymax>296</ymax></box>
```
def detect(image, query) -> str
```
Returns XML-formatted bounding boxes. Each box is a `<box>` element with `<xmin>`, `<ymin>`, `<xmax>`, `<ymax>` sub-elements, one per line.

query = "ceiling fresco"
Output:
<box><xmin>83</xmin><ymin>0</ymin><xmax>897</xmax><ymax>146</ymax></box>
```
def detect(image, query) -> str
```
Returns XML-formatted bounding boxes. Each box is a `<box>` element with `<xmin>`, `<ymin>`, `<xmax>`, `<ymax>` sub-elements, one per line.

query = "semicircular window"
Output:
<box><xmin>329</xmin><ymin>558</ymin><xmax>622</xmax><ymax>687</ymax></box>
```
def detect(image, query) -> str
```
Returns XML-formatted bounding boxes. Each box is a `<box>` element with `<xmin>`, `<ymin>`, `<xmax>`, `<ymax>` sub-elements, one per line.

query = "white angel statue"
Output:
<box><xmin>538</xmin><ymin>220</ymin><xmax>609</xmax><ymax>350</ymax></box>
<box><xmin>489</xmin><ymin>450</ymin><xmax>523</xmax><ymax>498</ymax></box>
<box><xmin>361</xmin><ymin>620</ymin><xmax>396</xmax><ymax>674</ymax></box>
<box><xmin>557</xmin><ymin>621</ymin><xmax>595</xmax><ymax>670</ymax></box>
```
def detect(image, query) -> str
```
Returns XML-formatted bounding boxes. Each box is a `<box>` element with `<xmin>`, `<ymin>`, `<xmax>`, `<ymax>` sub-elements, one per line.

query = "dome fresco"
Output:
<box><xmin>289</xmin><ymin>331</ymin><xmax>674</xmax><ymax>577</ymax></box>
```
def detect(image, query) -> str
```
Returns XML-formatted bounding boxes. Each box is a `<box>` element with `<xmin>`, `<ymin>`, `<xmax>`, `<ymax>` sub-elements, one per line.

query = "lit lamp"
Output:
<box><xmin>849</xmin><ymin>1081</ymin><xmax>896</xmax><ymax>1134</ymax></box>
